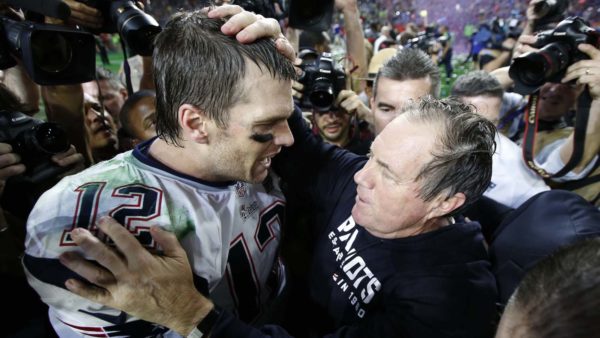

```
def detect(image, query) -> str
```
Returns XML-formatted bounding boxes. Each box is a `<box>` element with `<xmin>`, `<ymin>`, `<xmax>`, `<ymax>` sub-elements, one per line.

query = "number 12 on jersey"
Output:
<box><xmin>60</xmin><ymin>182</ymin><xmax>163</xmax><ymax>248</ymax></box>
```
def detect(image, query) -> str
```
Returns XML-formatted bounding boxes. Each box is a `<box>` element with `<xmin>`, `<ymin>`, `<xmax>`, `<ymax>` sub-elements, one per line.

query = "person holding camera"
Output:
<box><xmin>58</xmin><ymin>7</ymin><xmax>498</xmax><ymax>338</ymax></box>
<box><xmin>497</xmin><ymin>20</ymin><xmax>600</xmax><ymax>206</ymax></box>
<box><xmin>0</xmin><ymin>80</ymin><xmax>85</xmax><ymax>336</ymax></box>
<box><xmin>537</xmin><ymin>42</ymin><xmax>600</xmax><ymax>206</ymax></box>
<box><xmin>294</xmin><ymin>51</ymin><xmax>371</xmax><ymax>155</ymax></box>
<box><xmin>309</xmin><ymin>95</ymin><xmax>371</xmax><ymax>155</ymax></box>
<box><xmin>82</xmin><ymin>67</ymin><xmax>129</xmax><ymax>128</ymax></box>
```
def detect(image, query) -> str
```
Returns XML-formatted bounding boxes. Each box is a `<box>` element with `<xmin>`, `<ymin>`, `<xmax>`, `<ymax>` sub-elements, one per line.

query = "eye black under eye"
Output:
<box><xmin>250</xmin><ymin>133</ymin><xmax>274</xmax><ymax>143</ymax></box>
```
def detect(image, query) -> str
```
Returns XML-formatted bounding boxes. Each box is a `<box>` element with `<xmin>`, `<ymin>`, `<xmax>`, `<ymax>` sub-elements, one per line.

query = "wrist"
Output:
<box><xmin>186</xmin><ymin>303</ymin><xmax>222</xmax><ymax>338</ymax></box>
<box><xmin>176</xmin><ymin>294</ymin><xmax>214</xmax><ymax>336</ymax></box>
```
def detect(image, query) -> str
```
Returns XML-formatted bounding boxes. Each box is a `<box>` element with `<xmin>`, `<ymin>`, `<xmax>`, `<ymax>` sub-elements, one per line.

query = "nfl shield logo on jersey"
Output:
<box><xmin>235</xmin><ymin>181</ymin><xmax>248</xmax><ymax>198</ymax></box>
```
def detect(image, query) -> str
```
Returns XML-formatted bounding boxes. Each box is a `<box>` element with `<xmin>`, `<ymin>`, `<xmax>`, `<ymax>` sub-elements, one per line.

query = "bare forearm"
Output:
<box><xmin>139</xmin><ymin>56</ymin><xmax>155</xmax><ymax>91</ymax></box>
<box><xmin>3</xmin><ymin>63</ymin><xmax>40</xmax><ymax>113</ymax></box>
<box><xmin>482</xmin><ymin>51</ymin><xmax>511</xmax><ymax>73</ymax></box>
<box><xmin>341</xmin><ymin>4</ymin><xmax>367</xmax><ymax>78</ymax></box>
<box><xmin>490</xmin><ymin>66</ymin><xmax>514</xmax><ymax>90</ymax></box>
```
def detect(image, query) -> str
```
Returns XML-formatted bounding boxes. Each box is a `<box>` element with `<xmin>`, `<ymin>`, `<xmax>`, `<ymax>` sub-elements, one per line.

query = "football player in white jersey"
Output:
<box><xmin>24</xmin><ymin>8</ymin><xmax>296</xmax><ymax>337</ymax></box>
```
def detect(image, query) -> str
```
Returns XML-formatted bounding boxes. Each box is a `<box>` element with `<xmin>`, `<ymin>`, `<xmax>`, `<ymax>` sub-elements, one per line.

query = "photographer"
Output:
<box><xmin>294</xmin><ymin>51</ymin><xmax>371</xmax><ymax>155</ymax></box>
<box><xmin>497</xmin><ymin>33</ymin><xmax>600</xmax><ymax>206</ymax></box>
<box><xmin>310</xmin><ymin>91</ymin><xmax>371</xmax><ymax>155</ymax></box>
<box><xmin>82</xmin><ymin>67</ymin><xmax>128</xmax><ymax>127</ymax></box>
<box><xmin>0</xmin><ymin>81</ymin><xmax>84</xmax><ymax>336</ymax></box>
<box><xmin>42</xmin><ymin>82</ymin><xmax>120</xmax><ymax>166</ymax></box>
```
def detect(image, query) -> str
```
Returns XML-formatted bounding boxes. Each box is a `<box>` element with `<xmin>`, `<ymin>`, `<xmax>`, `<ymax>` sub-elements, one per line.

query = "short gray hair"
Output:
<box><xmin>402</xmin><ymin>96</ymin><xmax>496</xmax><ymax>215</ymax></box>
<box><xmin>451</xmin><ymin>70</ymin><xmax>503</xmax><ymax>99</ymax></box>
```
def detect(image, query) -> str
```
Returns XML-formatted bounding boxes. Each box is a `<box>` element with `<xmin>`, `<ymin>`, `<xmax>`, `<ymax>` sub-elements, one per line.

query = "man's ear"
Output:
<box><xmin>119</xmin><ymin>88</ymin><xmax>128</xmax><ymax>100</ymax></box>
<box><xmin>428</xmin><ymin>192</ymin><xmax>466</xmax><ymax>219</ymax></box>
<box><xmin>369</xmin><ymin>95</ymin><xmax>375</xmax><ymax>110</ymax></box>
<box><xmin>179</xmin><ymin>104</ymin><xmax>209</xmax><ymax>144</ymax></box>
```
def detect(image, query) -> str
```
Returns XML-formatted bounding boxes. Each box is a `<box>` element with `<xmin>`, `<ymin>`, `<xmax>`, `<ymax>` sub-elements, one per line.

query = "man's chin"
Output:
<box><xmin>351</xmin><ymin>204</ymin><xmax>364</xmax><ymax>224</ymax></box>
<box><xmin>93</xmin><ymin>138</ymin><xmax>118</xmax><ymax>151</ymax></box>
<box><xmin>249</xmin><ymin>168</ymin><xmax>269</xmax><ymax>184</ymax></box>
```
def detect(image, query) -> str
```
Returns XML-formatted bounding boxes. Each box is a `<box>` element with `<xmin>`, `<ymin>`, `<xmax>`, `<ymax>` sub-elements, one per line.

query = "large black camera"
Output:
<box><xmin>297</xmin><ymin>50</ymin><xmax>346</xmax><ymax>112</ymax></box>
<box><xmin>509</xmin><ymin>17</ymin><xmax>600</xmax><ymax>95</ymax></box>
<box><xmin>0</xmin><ymin>111</ymin><xmax>70</xmax><ymax>183</ymax></box>
<box><xmin>77</xmin><ymin>0</ymin><xmax>161</xmax><ymax>56</ymax></box>
<box><xmin>0</xmin><ymin>17</ymin><xmax>96</xmax><ymax>85</ymax></box>
<box><xmin>404</xmin><ymin>27</ymin><xmax>439</xmax><ymax>54</ymax></box>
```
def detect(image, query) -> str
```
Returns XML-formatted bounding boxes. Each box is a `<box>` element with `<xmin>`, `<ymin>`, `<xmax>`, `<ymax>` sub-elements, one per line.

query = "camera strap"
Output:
<box><xmin>522</xmin><ymin>88</ymin><xmax>592</xmax><ymax>178</ymax></box>
<box><xmin>119</xmin><ymin>37</ymin><xmax>134</xmax><ymax>96</ymax></box>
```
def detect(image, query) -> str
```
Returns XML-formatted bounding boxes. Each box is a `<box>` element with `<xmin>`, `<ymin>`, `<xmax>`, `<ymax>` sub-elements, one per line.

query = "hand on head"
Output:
<box><xmin>206</xmin><ymin>5</ymin><xmax>296</xmax><ymax>62</ymax></box>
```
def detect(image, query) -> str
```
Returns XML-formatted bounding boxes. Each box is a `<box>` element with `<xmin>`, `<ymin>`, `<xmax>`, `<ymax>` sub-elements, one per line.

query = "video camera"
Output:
<box><xmin>0</xmin><ymin>111</ymin><xmax>70</xmax><ymax>184</ymax></box>
<box><xmin>404</xmin><ymin>27</ymin><xmax>438</xmax><ymax>54</ymax></box>
<box><xmin>509</xmin><ymin>17</ymin><xmax>600</xmax><ymax>95</ymax></box>
<box><xmin>0</xmin><ymin>16</ymin><xmax>96</xmax><ymax>85</ymax></box>
<box><xmin>296</xmin><ymin>50</ymin><xmax>346</xmax><ymax>112</ymax></box>
<box><xmin>0</xmin><ymin>0</ymin><xmax>161</xmax><ymax>85</ymax></box>
<box><xmin>76</xmin><ymin>0</ymin><xmax>161</xmax><ymax>57</ymax></box>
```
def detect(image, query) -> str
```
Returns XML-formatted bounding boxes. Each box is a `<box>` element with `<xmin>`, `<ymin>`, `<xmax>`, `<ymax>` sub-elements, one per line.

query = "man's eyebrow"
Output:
<box><xmin>376</xmin><ymin>158</ymin><xmax>393</xmax><ymax>172</ymax></box>
<box><xmin>377</xmin><ymin>102</ymin><xmax>395</xmax><ymax>110</ymax></box>
<box><xmin>254</xmin><ymin>110</ymin><xmax>293</xmax><ymax>125</ymax></box>
<box><xmin>376</xmin><ymin>157</ymin><xmax>402</xmax><ymax>181</ymax></box>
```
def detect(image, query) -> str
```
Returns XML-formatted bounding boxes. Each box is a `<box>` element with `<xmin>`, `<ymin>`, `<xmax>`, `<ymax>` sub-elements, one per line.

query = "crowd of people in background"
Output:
<box><xmin>1</xmin><ymin>0</ymin><xmax>600</xmax><ymax>337</ymax></box>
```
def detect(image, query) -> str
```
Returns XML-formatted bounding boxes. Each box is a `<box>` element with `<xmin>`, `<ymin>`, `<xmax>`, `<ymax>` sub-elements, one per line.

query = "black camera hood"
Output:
<box><xmin>0</xmin><ymin>18</ymin><xmax>96</xmax><ymax>85</ymax></box>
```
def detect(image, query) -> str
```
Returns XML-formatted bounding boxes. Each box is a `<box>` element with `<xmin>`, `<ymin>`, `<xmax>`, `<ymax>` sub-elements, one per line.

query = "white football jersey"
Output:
<box><xmin>24</xmin><ymin>142</ymin><xmax>286</xmax><ymax>337</ymax></box>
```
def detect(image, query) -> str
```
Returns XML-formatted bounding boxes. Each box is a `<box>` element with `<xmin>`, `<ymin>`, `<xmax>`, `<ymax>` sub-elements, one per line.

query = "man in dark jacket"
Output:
<box><xmin>58</xmin><ymin>6</ymin><xmax>498</xmax><ymax>338</ymax></box>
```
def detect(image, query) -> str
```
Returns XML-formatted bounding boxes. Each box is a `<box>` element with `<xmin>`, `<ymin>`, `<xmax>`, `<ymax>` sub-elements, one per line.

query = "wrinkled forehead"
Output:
<box><xmin>376</xmin><ymin>115</ymin><xmax>438</xmax><ymax>161</ymax></box>
<box><xmin>376</xmin><ymin>76</ymin><xmax>433</xmax><ymax>99</ymax></box>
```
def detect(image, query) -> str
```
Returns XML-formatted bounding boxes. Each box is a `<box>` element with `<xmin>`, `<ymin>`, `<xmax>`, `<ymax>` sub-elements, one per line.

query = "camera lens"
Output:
<box><xmin>29</xmin><ymin>123</ymin><xmax>70</xmax><ymax>155</ymax></box>
<box><xmin>510</xmin><ymin>42</ymin><xmax>571</xmax><ymax>88</ymax></box>
<box><xmin>310</xmin><ymin>80</ymin><xmax>335</xmax><ymax>111</ymax></box>
<box><xmin>112</xmin><ymin>1</ymin><xmax>161</xmax><ymax>56</ymax></box>
<box><xmin>31</xmin><ymin>30</ymin><xmax>72</xmax><ymax>73</ymax></box>
<box><xmin>511</xmin><ymin>53</ymin><xmax>548</xmax><ymax>87</ymax></box>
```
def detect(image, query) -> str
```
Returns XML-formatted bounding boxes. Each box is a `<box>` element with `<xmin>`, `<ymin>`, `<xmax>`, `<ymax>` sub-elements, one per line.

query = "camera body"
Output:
<box><xmin>0</xmin><ymin>17</ymin><xmax>96</xmax><ymax>85</ymax></box>
<box><xmin>405</xmin><ymin>33</ymin><xmax>437</xmax><ymax>54</ymax></box>
<box><xmin>509</xmin><ymin>17</ymin><xmax>599</xmax><ymax>95</ymax></box>
<box><xmin>0</xmin><ymin>111</ymin><xmax>70</xmax><ymax>183</ymax></box>
<box><xmin>77</xmin><ymin>0</ymin><xmax>161</xmax><ymax>56</ymax></box>
<box><xmin>297</xmin><ymin>50</ymin><xmax>346</xmax><ymax>112</ymax></box>
<box><xmin>405</xmin><ymin>27</ymin><xmax>439</xmax><ymax>54</ymax></box>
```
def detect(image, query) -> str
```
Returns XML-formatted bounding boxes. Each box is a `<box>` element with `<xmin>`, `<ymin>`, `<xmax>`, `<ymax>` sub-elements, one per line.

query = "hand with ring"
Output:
<box><xmin>562</xmin><ymin>44</ymin><xmax>600</xmax><ymax>100</ymax></box>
